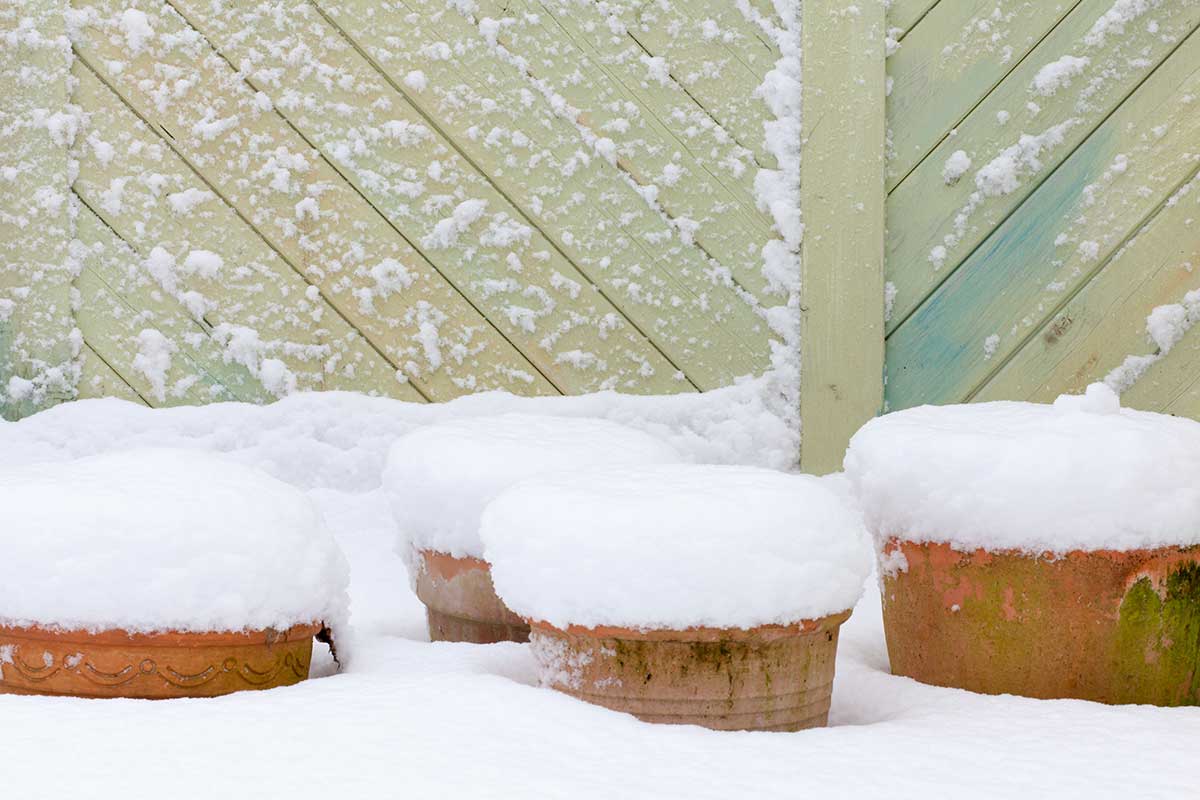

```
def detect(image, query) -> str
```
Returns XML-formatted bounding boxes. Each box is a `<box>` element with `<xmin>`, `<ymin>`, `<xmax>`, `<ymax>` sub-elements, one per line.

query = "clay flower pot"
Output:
<box><xmin>881</xmin><ymin>539</ymin><xmax>1200</xmax><ymax>705</ymax></box>
<box><xmin>414</xmin><ymin>549</ymin><xmax>529</xmax><ymax>644</ymax></box>
<box><xmin>528</xmin><ymin>611</ymin><xmax>852</xmax><ymax>731</ymax></box>
<box><xmin>0</xmin><ymin>623</ymin><xmax>321</xmax><ymax>699</ymax></box>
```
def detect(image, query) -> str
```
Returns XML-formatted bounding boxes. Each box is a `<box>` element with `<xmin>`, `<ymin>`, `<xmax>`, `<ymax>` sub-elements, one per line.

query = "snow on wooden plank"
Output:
<box><xmin>72</xmin><ymin>0</ymin><xmax>553</xmax><ymax>400</ymax></box>
<box><xmin>974</xmin><ymin>170</ymin><xmax>1200</xmax><ymax>406</ymax></box>
<box><xmin>0</xmin><ymin>1</ymin><xmax>76</xmax><ymax>419</ymax></box>
<box><xmin>886</xmin><ymin>0</ymin><xmax>1080</xmax><ymax>189</ymax></box>
<box><xmin>886</xmin><ymin>25</ymin><xmax>1200</xmax><ymax>411</ymax></box>
<box><xmin>319</xmin><ymin>0</ymin><xmax>771</xmax><ymax>390</ymax></box>
<box><xmin>473</xmin><ymin>0</ymin><xmax>775</xmax><ymax>298</ymax></box>
<box><xmin>592</xmin><ymin>0</ymin><xmax>775</xmax><ymax>169</ymax></box>
<box><xmin>76</xmin><ymin>342</ymin><xmax>149</xmax><ymax>404</ymax></box>
<box><xmin>167</xmin><ymin>0</ymin><xmax>683</xmax><ymax>396</ymax></box>
<box><xmin>74</xmin><ymin>207</ymin><xmax>246</xmax><ymax>406</ymax></box>
<box><xmin>885</xmin><ymin>0</ymin><xmax>1200</xmax><ymax>334</ymax></box>
<box><xmin>799</xmin><ymin>0</ymin><xmax>886</xmax><ymax>474</ymax></box>
<box><xmin>888</xmin><ymin>0</ymin><xmax>943</xmax><ymax>38</ymax></box>
<box><xmin>72</xmin><ymin>64</ymin><xmax>424</xmax><ymax>402</ymax></box>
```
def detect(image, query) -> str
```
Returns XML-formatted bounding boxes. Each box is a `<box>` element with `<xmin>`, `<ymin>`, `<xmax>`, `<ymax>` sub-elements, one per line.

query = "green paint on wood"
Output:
<box><xmin>887</xmin><ymin>24</ymin><xmax>1200</xmax><ymax>411</ymax></box>
<box><xmin>886</xmin><ymin>0</ymin><xmax>1200</xmax><ymax>335</ymax></box>
<box><xmin>73</xmin><ymin>0</ymin><xmax>554</xmax><ymax>400</ymax></box>
<box><xmin>0</xmin><ymin>1</ymin><xmax>76</xmax><ymax>419</ymax></box>
<box><xmin>799</xmin><ymin>0</ymin><xmax>886</xmax><ymax>473</ymax></box>
<box><xmin>319</xmin><ymin>0</ymin><xmax>771</xmax><ymax>390</ymax></box>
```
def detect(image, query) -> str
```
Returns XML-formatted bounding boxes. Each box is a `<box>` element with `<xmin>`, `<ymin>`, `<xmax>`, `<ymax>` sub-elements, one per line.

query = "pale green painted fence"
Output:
<box><xmin>3</xmin><ymin>0</ymin><xmax>1197</xmax><ymax>472</ymax></box>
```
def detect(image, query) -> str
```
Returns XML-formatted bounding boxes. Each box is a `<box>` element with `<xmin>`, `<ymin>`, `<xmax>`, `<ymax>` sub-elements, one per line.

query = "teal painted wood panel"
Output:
<box><xmin>886</xmin><ymin>23</ymin><xmax>1200</xmax><ymax>411</ymax></box>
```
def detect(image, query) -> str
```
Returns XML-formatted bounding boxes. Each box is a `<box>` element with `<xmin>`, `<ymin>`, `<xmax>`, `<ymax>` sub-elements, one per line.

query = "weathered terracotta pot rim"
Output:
<box><xmin>883</xmin><ymin>537</ymin><xmax>1200</xmax><ymax>561</ymax></box>
<box><xmin>418</xmin><ymin>549</ymin><xmax>489</xmax><ymax>576</ymax></box>
<box><xmin>529</xmin><ymin>609</ymin><xmax>852</xmax><ymax>642</ymax></box>
<box><xmin>0</xmin><ymin>622</ymin><xmax>322</xmax><ymax>647</ymax></box>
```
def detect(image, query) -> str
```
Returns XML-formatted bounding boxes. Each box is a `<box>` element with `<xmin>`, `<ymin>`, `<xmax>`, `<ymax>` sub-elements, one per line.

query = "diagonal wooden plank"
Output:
<box><xmin>532</xmin><ymin>0</ymin><xmax>762</xmax><ymax>203</ymax></box>
<box><xmin>77</xmin><ymin>342</ymin><xmax>150</xmax><ymax>405</ymax></box>
<box><xmin>975</xmin><ymin>170</ymin><xmax>1200</xmax><ymax>404</ymax></box>
<box><xmin>1164</xmin><ymin>367</ymin><xmax>1200</xmax><ymax>418</ymax></box>
<box><xmin>886</xmin><ymin>0</ymin><xmax>1082</xmax><ymax>189</ymax></box>
<box><xmin>166</xmin><ymin>0</ymin><xmax>686</xmax><ymax>395</ymax></box>
<box><xmin>74</xmin><ymin>207</ymin><xmax>246</xmax><ymax>406</ymax></box>
<box><xmin>72</xmin><ymin>64</ymin><xmax>424</xmax><ymax>402</ymax></box>
<box><xmin>889</xmin><ymin>0</ymin><xmax>943</xmax><ymax>39</ymax></box>
<box><xmin>74</xmin><ymin>203</ymin><xmax>267</xmax><ymax>402</ymax></box>
<box><xmin>886</xmin><ymin>0</ymin><xmax>1200</xmax><ymax>334</ymax></box>
<box><xmin>886</xmin><ymin>26</ymin><xmax>1200</xmax><ymax>411</ymax></box>
<box><xmin>0</xmin><ymin>0</ymin><xmax>76</xmax><ymax>419</ymax></box>
<box><xmin>473</xmin><ymin>0</ymin><xmax>775</xmax><ymax>299</ymax></box>
<box><xmin>71</xmin><ymin>0</ymin><xmax>555</xmax><ymax>400</ymax></box>
<box><xmin>318</xmin><ymin>0</ymin><xmax>772</xmax><ymax>389</ymax></box>
<box><xmin>590</xmin><ymin>0</ymin><xmax>774</xmax><ymax>168</ymax></box>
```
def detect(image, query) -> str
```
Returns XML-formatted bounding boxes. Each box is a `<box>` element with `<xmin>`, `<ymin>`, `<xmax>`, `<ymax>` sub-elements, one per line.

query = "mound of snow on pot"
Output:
<box><xmin>481</xmin><ymin>464</ymin><xmax>872</xmax><ymax>630</ymax></box>
<box><xmin>0</xmin><ymin>449</ymin><xmax>349</xmax><ymax>634</ymax></box>
<box><xmin>383</xmin><ymin>414</ymin><xmax>683</xmax><ymax>561</ymax></box>
<box><xmin>844</xmin><ymin>383</ymin><xmax>1200</xmax><ymax>554</ymax></box>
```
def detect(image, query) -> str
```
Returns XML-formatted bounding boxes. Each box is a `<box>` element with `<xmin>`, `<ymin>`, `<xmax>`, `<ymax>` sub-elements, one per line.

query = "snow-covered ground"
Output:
<box><xmin>3</xmin><ymin>395</ymin><xmax>1198</xmax><ymax>798</ymax></box>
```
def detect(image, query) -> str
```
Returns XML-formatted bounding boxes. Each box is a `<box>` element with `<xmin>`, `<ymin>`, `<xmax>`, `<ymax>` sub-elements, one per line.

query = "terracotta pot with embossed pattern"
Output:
<box><xmin>881</xmin><ymin>538</ymin><xmax>1200</xmax><ymax>705</ymax></box>
<box><xmin>414</xmin><ymin>549</ymin><xmax>529</xmax><ymax>644</ymax></box>
<box><xmin>528</xmin><ymin>611</ymin><xmax>852</xmax><ymax>731</ymax></box>
<box><xmin>0</xmin><ymin>622</ymin><xmax>321</xmax><ymax>699</ymax></box>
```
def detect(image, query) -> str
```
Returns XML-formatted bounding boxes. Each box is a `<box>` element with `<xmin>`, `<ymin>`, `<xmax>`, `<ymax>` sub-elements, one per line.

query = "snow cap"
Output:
<box><xmin>383</xmin><ymin>414</ymin><xmax>684</xmax><ymax>561</ymax></box>
<box><xmin>0</xmin><ymin>449</ymin><xmax>349</xmax><ymax>633</ymax></box>
<box><xmin>844</xmin><ymin>384</ymin><xmax>1200</xmax><ymax>554</ymax></box>
<box><xmin>481</xmin><ymin>464</ymin><xmax>872</xmax><ymax>630</ymax></box>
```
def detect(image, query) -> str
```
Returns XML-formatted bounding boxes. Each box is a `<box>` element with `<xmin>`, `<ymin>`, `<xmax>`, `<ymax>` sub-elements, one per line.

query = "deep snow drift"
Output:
<box><xmin>1</xmin><ymin>395</ymin><xmax>1197</xmax><ymax>799</ymax></box>
<box><xmin>482</xmin><ymin>464</ymin><xmax>871</xmax><ymax>630</ymax></box>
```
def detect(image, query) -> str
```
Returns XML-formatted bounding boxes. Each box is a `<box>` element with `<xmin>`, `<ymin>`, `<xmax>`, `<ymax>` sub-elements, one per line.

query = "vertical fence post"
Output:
<box><xmin>798</xmin><ymin>1</ymin><xmax>886</xmax><ymax>473</ymax></box>
<box><xmin>0</xmin><ymin>0</ymin><xmax>76</xmax><ymax>420</ymax></box>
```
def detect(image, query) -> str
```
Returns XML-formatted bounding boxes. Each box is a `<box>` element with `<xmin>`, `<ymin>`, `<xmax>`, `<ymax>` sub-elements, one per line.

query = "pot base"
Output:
<box><xmin>0</xmin><ymin>623</ymin><xmax>320</xmax><ymax>699</ymax></box>
<box><xmin>882</xmin><ymin>539</ymin><xmax>1200</xmax><ymax>705</ymax></box>
<box><xmin>530</xmin><ymin>613</ymin><xmax>850</xmax><ymax>731</ymax></box>
<box><xmin>414</xmin><ymin>550</ymin><xmax>529</xmax><ymax>644</ymax></box>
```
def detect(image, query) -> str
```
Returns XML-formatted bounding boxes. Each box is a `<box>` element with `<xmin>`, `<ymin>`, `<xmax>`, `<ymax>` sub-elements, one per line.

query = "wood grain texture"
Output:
<box><xmin>72</xmin><ymin>0</ymin><xmax>555</xmax><ymax>400</ymax></box>
<box><xmin>886</xmin><ymin>25</ymin><xmax>1200</xmax><ymax>411</ymax></box>
<box><xmin>0</xmin><ymin>1</ymin><xmax>76</xmax><ymax>419</ymax></box>
<box><xmin>72</xmin><ymin>63</ymin><xmax>424</xmax><ymax>401</ymax></box>
<box><xmin>168</xmin><ymin>0</ymin><xmax>688</xmax><ymax>395</ymax></box>
<box><xmin>975</xmin><ymin>171</ymin><xmax>1200</xmax><ymax>405</ymax></box>
<box><xmin>888</xmin><ymin>0</ymin><xmax>942</xmax><ymax>38</ymax></box>
<box><xmin>77</xmin><ymin>343</ymin><xmax>149</xmax><ymax>405</ymax></box>
<box><xmin>74</xmin><ymin>206</ymin><xmax>249</xmax><ymax>406</ymax></box>
<box><xmin>886</xmin><ymin>0</ymin><xmax>1079</xmax><ymax>189</ymax></box>
<box><xmin>317</xmin><ymin>0</ymin><xmax>772</xmax><ymax>390</ymax></box>
<box><xmin>800</xmin><ymin>0</ymin><xmax>886</xmax><ymax>473</ymax></box>
<box><xmin>886</xmin><ymin>0</ymin><xmax>1200</xmax><ymax>334</ymax></box>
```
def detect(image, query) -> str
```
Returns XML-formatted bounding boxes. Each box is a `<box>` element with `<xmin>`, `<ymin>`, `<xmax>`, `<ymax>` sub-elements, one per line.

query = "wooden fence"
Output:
<box><xmin>2</xmin><ymin>0</ymin><xmax>1197</xmax><ymax>473</ymax></box>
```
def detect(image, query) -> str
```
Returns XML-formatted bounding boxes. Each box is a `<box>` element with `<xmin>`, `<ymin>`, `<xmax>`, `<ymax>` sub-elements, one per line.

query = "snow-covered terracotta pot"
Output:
<box><xmin>414</xmin><ymin>549</ymin><xmax>529</xmax><ymax>644</ymax></box>
<box><xmin>880</xmin><ymin>539</ymin><xmax>1200</xmax><ymax>705</ymax></box>
<box><xmin>845</xmin><ymin>384</ymin><xmax>1200</xmax><ymax>706</ymax></box>
<box><xmin>0</xmin><ymin>623</ymin><xmax>321</xmax><ymax>699</ymax></box>
<box><xmin>481</xmin><ymin>464</ymin><xmax>873</xmax><ymax>729</ymax></box>
<box><xmin>0</xmin><ymin>450</ymin><xmax>350</xmax><ymax>700</ymax></box>
<box><xmin>529</xmin><ymin>612</ymin><xmax>852</xmax><ymax>731</ymax></box>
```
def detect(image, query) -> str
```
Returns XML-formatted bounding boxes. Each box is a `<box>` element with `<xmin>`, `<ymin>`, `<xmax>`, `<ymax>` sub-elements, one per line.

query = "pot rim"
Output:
<box><xmin>883</xmin><ymin>537</ymin><xmax>1200</xmax><ymax>562</ymax></box>
<box><xmin>529</xmin><ymin>610</ymin><xmax>853</xmax><ymax>642</ymax></box>
<box><xmin>0</xmin><ymin>622</ymin><xmax>323</xmax><ymax>647</ymax></box>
